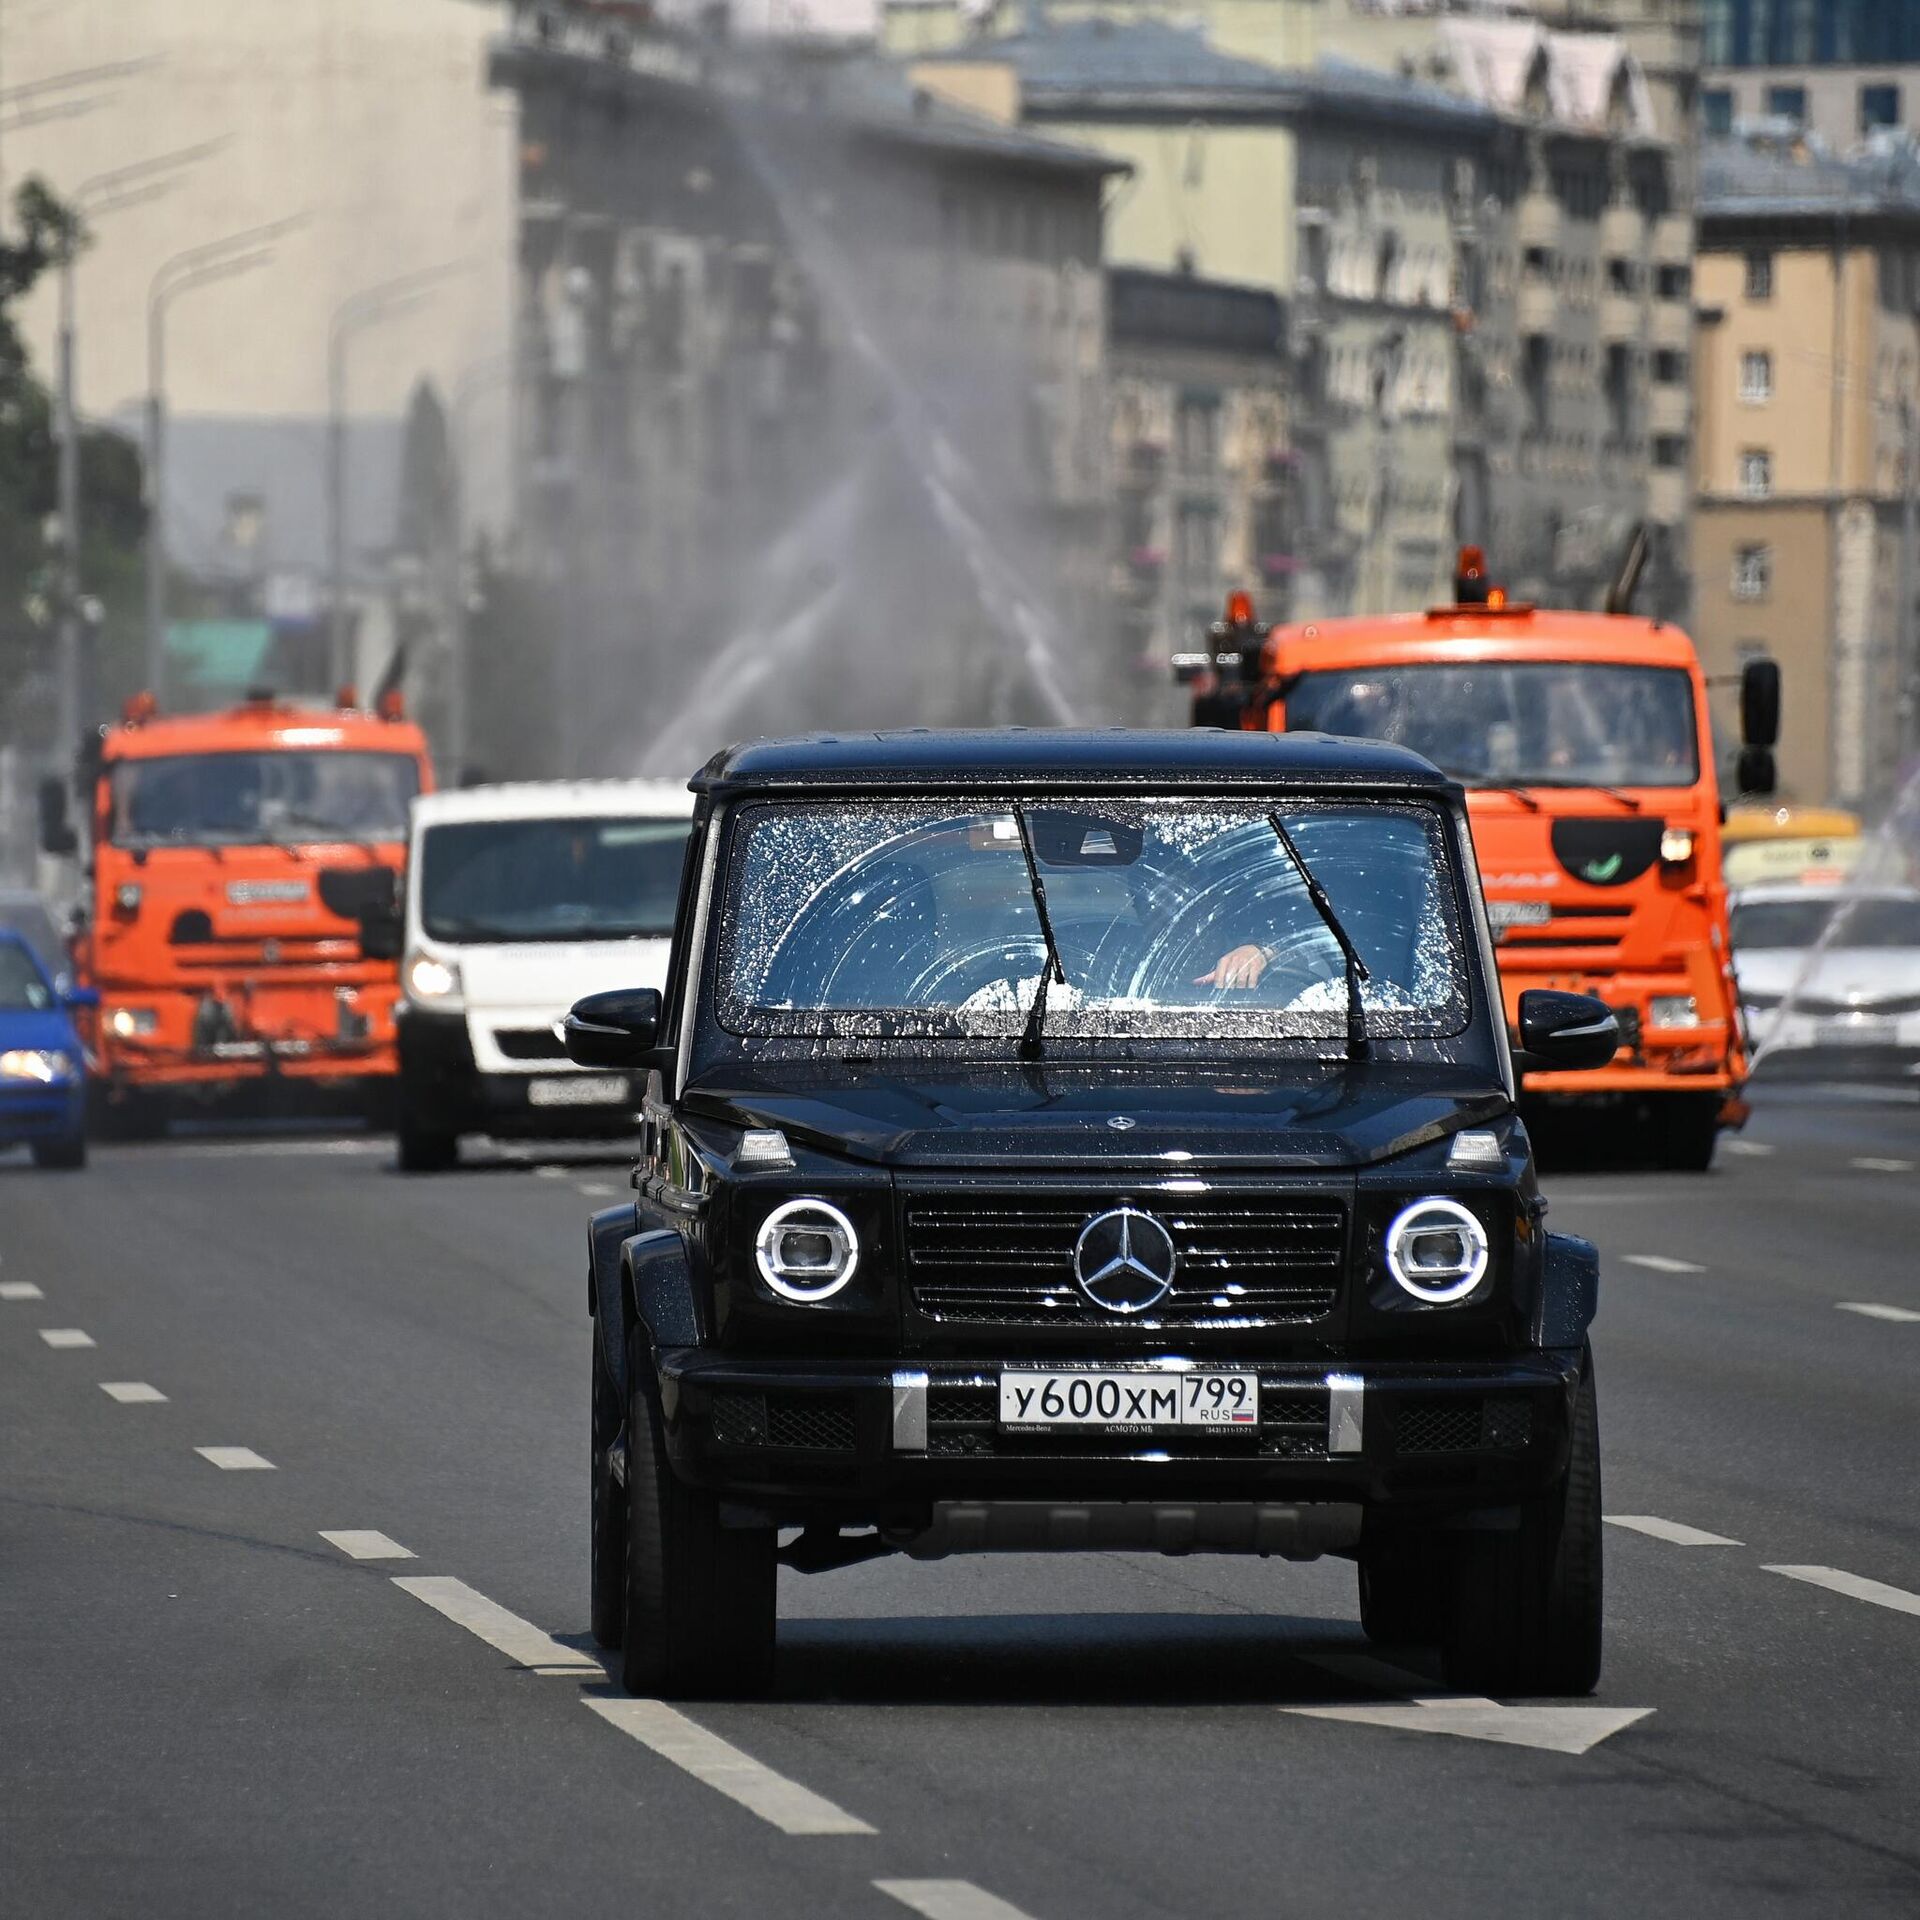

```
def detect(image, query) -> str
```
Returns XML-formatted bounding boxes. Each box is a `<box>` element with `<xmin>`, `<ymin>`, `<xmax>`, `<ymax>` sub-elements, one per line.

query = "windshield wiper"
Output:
<box><xmin>1267</xmin><ymin>812</ymin><xmax>1370</xmax><ymax>1060</ymax></box>
<box><xmin>1436</xmin><ymin>766</ymin><xmax>1542</xmax><ymax>811</ymax></box>
<box><xmin>1011</xmin><ymin>805</ymin><xmax>1067</xmax><ymax>1061</ymax></box>
<box><xmin>1508</xmin><ymin>775</ymin><xmax>1643</xmax><ymax>811</ymax></box>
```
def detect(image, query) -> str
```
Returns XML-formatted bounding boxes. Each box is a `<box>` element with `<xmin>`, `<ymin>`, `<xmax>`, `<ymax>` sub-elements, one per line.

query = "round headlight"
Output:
<box><xmin>1385</xmin><ymin>1197</ymin><xmax>1489</xmax><ymax>1303</ymax></box>
<box><xmin>404</xmin><ymin>952</ymin><xmax>462</xmax><ymax>1002</ymax></box>
<box><xmin>755</xmin><ymin>1198</ymin><xmax>860</xmax><ymax>1302</ymax></box>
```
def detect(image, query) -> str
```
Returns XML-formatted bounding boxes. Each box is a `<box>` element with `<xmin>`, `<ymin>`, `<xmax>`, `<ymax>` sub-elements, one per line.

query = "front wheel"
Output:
<box><xmin>396</xmin><ymin>1111</ymin><xmax>458</xmax><ymax>1173</ymax></box>
<box><xmin>31</xmin><ymin>1130</ymin><xmax>87</xmax><ymax>1170</ymax></box>
<box><xmin>1652</xmin><ymin>1095</ymin><xmax>1720</xmax><ymax>1171</ymax></box>
<box><xmin>1440</xmin><ymin>1347</ymin><xmax>1603</xmax><ymax>1697</ymax></box>
<box><xmin>589</xmin><ymin>1323</ymin><xmax>626</xmax><ymax>1650</ymax></box>
<box><xmin>621</xmin><ymin>1331</ymin><xmax>776</xmax><ymax>1699</ymax></box>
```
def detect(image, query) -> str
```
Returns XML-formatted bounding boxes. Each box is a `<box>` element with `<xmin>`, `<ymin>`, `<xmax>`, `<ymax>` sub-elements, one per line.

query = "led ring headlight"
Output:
<box><xmin>1386</xmin><ymin>1197</ymin><xmax>1489</xmax><ymax>1303</ymax></box>
<box><xmin>755</xmin><ymin>1198</ymin><xmax>860</xmax><ymax>1302</ymax></box>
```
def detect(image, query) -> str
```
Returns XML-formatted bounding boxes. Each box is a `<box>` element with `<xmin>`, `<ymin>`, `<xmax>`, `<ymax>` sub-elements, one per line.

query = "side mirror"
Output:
<box><xmin>37</xmin><ymin>777</ymin><xmax>77</xmax><ymax>857</ymax></box>
<box><xmin>62</xmin><ymin>985</ymin><xmax>101</xmax><ymax>1011</ymax></box>
<box><xmin>1739</xmin><ymin>657</ymin><xmax>1780</xmax><ymax>749</ymax></box>
<box><xmin>357</xmin><ymin>904</ymin><xmax>404</xmax><ymax>963</ymax></box>
<box><xmin>1514</xmin><ymin>989</ymin><xmax>1620</xmax><ymax>1074</ymax></box>
<box><xmin>1735</xmin><ymin>744</ymin><xmax>1777</xmax><ymax>797</ymax></box>
<box><xmin>565</xmin><ymin>987</ymin><xmax>663</xmax><ymax>1070</ymax></box>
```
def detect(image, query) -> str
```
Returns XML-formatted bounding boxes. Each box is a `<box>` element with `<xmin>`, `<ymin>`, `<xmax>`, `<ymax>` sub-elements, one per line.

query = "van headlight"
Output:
<box><xmin>404</xmin><ymin>952</ymin><xmax>463</xmax><ymax>1006</ymax></box>
<box><xmin>755</xmin><ymin>1198</ymin><xmax>860</xmax><ymax>1302</ymax></box>
<box><xmin>1385</xmin><ymin>1197</ymin><xmax>1489</xmax><ymax>1303</ymax></box>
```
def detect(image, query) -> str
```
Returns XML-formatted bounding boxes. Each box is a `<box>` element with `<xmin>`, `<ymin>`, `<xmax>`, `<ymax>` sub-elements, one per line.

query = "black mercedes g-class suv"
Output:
<box><xmin>571</xmin><ymin>730</ymin><xmax>1616</xmax><ymax>1700</ymax></box>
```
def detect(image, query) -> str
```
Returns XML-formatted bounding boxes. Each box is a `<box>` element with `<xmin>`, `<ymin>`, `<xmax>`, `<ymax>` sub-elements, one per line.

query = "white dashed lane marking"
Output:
<box><xmin>1764</xmin><ymin>1565</ymin><xmax>1920</xmax><ymax>1618</ymax></box>
<box><xmin>1723</xmin><ymin>1139</ymin><xmax>1775</xmax><ymax>1157</ymax></box>
<box><xmin>1837</xmin><ymin>1301</ymin><xmax>1920</xmax><ymax>1324</ymax></box>
<box><xmin>38</xmin><ymin>1328</ymin><xmax>95</xmax><ymax>1348</ymax></box>
<box><xmin>194</xmin><ymin>1446</ymin><xmax>275</xmax><ymax>1471</ymax></box>
<box><xmin>1849</xmin><ymin>1156</ymin><xmax>1914</xmax><ymax>1173</ymax></box>
<box><xmin>391</xmin><ymin>1576</ymin><xmax>601</xmax><ymax>1674</ymax></box>
<box><xmin>534</xmin><ymin>1166</ymin><xmax>568</xmax><ymax>1180</ymax></box>
<box><xmin>99</xmin><ymin>1382</ymin><xmax>167</xmax><ymax>1404</ymax></box>
<box><xmin>0</xmin><ymin>1280</ymin><xmax>44</xmax><ymax>1300</ymax></box>
<box><xmin>876</xmin><ymin>1881</ymin><xmax>1042</xmax><ymax>1920</ymax></box>
<box><xmin>576</xmin><ymin>1182</ymin><xmax>617</xmax><ymax>1197</ymax></box>
<box><xmin>1606</xmin><ymin>1514</ymin><xmax>1742</xmax><ymax>1547</ymax></box>
<box><xmin>319</xmin><ymin>1529</ymin><xmax>414</xmax><ymax>1561</ymax></box>
<box><xmin>1621</xmin><ymin>1255</ymin><xmax>1706</xmax><ymax>1275</ymax></box>
<box><xmin>584</xmin><ymin>1697</ymin><xmax>877</xmax><ymax>1836</ymax></box>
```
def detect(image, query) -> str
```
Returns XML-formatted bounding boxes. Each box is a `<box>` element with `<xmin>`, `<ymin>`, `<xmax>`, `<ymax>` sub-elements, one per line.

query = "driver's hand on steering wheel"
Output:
<box><xmin>1195</xmin><ymin>942</ymin><xmax>1272</xmax><ymax>991</ymax></box>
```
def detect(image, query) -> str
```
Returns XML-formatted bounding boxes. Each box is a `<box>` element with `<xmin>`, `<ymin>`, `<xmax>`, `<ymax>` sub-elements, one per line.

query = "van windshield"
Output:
<box><xmin>420</xmin><ymin>816</ymin><xmax>690</xmax><ymax>944</ymax></box>
<box><xmin>1285</xmin><ymin>663</ymin><xmax>1699</xmax><ymax>789</ymax></box>
<box><xmin>715</xmin><ymin>796</ymin><xmax>1471</xmax><ymax>1049</ymax></box>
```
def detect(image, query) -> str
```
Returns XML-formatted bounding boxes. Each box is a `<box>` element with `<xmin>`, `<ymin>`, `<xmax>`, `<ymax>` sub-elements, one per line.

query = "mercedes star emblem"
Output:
<box><xmin>1073</xmin><ymin>1206</ymin><xmax>1178</xmax><ymax>1314</ymax></box>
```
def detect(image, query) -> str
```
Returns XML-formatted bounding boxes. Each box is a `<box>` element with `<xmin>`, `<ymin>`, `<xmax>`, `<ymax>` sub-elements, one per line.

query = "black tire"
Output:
<box><xmin>589</xmin><ymin>1324</ymin><xmax>627</xmax><ymax>1651</ymax></box>
<box><xmin>620</xmin><ymin>1330</ymin><xmax>776</xmax><ymax>1699</ymax></box>
<box><xmin>31</xmin><ymin>1131</ymin><xmax>87</xmax><ymax>1170</ymax></box>
<box><xmin>1653</xmin><ymin>1095</ymin><xmax>1719</xmax><ymax>1171</ymax></box>
<box><xmin>1357</xmin><ymin>1534</ymin><xmax>1444</xmax><ymax>1646</ymax></box>
<box><xmin>396</xmin><ymin>1113</ymin><xmax>458</xmax><ymax>1173</ymax></box>
<box><xmin>1441</xmin><ymin>1347</ymin><xmax>1603</xmax><ymax>1697</ymax></box>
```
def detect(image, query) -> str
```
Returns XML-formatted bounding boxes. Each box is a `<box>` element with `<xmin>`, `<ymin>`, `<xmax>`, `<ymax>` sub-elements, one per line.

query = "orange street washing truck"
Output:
<box><xmin>1177</xmin><ymin>558</ymin><xmax>1781</xmax><ymax>1168</ymax></box>
<box><xmin>46</xmin><ymin>688</ymin><xmax>434</xmax><ymax>1131</ymax></box>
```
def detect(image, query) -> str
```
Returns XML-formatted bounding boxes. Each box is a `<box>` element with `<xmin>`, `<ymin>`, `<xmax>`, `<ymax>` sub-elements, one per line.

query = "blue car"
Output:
<box><xmin>0</xmin><ymin>931</ymin><xmax>92</xmax><ymax>1169</ymax></box>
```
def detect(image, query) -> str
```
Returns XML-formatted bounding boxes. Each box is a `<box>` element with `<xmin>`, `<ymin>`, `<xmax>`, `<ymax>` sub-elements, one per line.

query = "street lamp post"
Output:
<box><xmin>325</xmin><ymin>263</ymin><xmax>465</xmax><ymax>693</ymax></box>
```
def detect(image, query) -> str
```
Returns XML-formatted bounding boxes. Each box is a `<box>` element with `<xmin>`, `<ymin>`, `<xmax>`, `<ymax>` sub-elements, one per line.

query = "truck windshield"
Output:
<box><xmin>110</xmin><ymin>751</ymin><xmax>420</xmax><ymax>846</ymax></box>
<box><xmin>715</xmin><ymin>797</ymin><xmax>1470</xmax><ymax>1047</ymax></box>
<box><xmin>1285</xmin><ymin>663</ymin><xmax>1699</xmax><ymax>790</ymax></box>
<box><xmin>420</xmin><ymin>817</ymin><xmax>690</xmax><ymax>944</ymax></box>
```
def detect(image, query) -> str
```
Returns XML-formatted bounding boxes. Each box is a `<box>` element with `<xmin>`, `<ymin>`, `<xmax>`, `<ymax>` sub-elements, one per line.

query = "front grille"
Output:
<box><xmin>494</xmin><ymin>1027</ymin><xmax>568</xmax><ymax>1061</ymax></box>
<box><xmin>709</xmin><ymin>1390</ymin><xmax>856</xmax><ymax>1451</ymax></box>
<box><xmin>924</xmin><ymin>1376</ymin><xmax>1329</xmax><ymax>1458</ymax></box>
<box><xmin>1396</xmin><ymin>1396</ymin><xmax>1533</xmax><ymax>1455</ymax></box>
<box><xmin>904</xmin><ymin>1192</ymin><xmax>1345</xmax><ymax>1328</ymax></box>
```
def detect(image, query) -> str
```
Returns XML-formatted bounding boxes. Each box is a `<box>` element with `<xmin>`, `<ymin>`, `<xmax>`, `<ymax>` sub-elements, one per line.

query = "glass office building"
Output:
<box><xmin>1704</xmin><ymin>3</ymin><xmax>1920</xmax><ymax>68</ymax></box>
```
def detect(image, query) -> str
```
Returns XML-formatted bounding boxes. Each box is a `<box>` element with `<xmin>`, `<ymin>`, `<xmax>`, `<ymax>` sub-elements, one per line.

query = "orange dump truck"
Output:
<box><xmin>63</xmin><ymin>690</ymin><xmax>433</xmax><ymax>1128</ymax></box>
<box><xmin>1179</xmin><ymin>565</ymin><xmax>1781</xmax><ymax>1168</ymax></box>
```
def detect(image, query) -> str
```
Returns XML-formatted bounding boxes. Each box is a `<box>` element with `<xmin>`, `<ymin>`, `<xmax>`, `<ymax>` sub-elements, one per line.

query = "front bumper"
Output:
<box><xmin>0</xmin><ymin>1081</ymin><xmax>85</xmax><ymax>1144</ymax></box>
<box><xmin>654</xmin><ymin>1349</ymin><xmax>1581</xmax><ymax>1538</ymax></box>
<box><xmin>400</xmin><ymin>1006</ymin><xmax>638</xmax><ymax>1137</ymax></box>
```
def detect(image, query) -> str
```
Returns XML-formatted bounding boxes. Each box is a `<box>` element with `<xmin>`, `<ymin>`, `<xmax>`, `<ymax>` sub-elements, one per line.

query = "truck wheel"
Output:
<box><xmin>31</xmin><ymin>1131</ymin><xmax>87</xmax><ymax>1171</ymax></box>
<box><xmin>395</xmin><ymin>1115</ymin><xmax>458</xmax><ymax>1173</ymax></box>
<box><xmin>1653</xmin><ymin>1095</ymin><xmax>1719</xmax><ymax>1171</ymax></box>
<box><xmin>621</xmin><ymin>1330</ymin><xmax>776</xmax><ymax>1699</ymax></box>
<box><xmin>589</xmin><ymin>1323</ymin><xmax>627</xmax><ymax>1650</ymax></box>
<box><xmin>1441</xmin><ymin>1347</ymin><xmax>1603</xmax><ymax>1697</ymax></box>
<box><xmin>1357</xmin><ymin>1535</ymin><xmax>1443</xmax><ymax>1646</ymax></box>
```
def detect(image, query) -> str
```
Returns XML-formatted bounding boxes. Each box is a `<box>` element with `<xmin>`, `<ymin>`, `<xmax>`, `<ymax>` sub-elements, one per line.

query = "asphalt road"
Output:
<box><xmin>4</xmin><ymin>1089</ymin><xmax>1917</xmax><ymax>1919</ymax></box>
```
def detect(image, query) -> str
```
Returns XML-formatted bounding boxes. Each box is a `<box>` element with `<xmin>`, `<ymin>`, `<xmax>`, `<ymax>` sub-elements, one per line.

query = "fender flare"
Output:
<box><xmin>1536</xmin><ymin>1230</ymin><xmax>1599</xmax><ymax>1350</ymax></box>
<box><xmin>594</xmin><ymin>1226</ymin><xmax>702</xmax><ymax>1404</ymax></box>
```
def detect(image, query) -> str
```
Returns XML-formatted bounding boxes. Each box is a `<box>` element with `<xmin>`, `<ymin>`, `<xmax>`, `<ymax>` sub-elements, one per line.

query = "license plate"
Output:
<box><xmin>998</xmin><ymin>1367</ymin><xmax>1258</xmax><ymax>1432</ymax></box>
<box><xmin>1810</xmin><ymin>1017</ymin><xmax>1897</xmax><ymax>1047</ymax></box>
<box><xmin>526</xmin><ymin>1074</ymin><xmax>630</xmax><ymax>1107</ymax></box>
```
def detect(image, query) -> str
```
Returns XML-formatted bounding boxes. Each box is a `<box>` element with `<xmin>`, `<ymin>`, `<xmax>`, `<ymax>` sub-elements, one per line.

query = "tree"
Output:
<box><xmin>395</xmin><ymin>378</ymin><xmax>455</xmax><ymax>564</ymax></box>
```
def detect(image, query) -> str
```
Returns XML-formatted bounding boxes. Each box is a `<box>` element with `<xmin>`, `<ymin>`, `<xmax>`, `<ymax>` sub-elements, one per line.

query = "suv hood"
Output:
<box><xmin>684</xmin><ymin>1063</ymin><xmax>1508</xmax><ymax>1170</ymax></box>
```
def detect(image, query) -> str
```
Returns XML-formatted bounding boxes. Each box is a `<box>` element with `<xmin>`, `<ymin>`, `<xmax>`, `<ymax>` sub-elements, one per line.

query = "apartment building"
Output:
<box><xmin>1703</xmin><ymin>1</ymin><xmax>1920</xmax><ymax>144</ymax></box>
<box><xmin>1692</xmin><ymin>134</ymin><xmax>1920</xmax><ymax>808</ymax></box>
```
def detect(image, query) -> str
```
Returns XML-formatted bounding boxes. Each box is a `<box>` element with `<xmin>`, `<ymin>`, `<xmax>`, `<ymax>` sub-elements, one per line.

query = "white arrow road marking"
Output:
<box><xmin>877</xmin><ymin>1880</ymin><xmax>1042</xmax><ymax>1920</ymax></box>
<box><xmin>1763</xmin><ymin>1565</ymin><xmax>1920</xmax><ymax>1618</ymax></box>
<box><xmin>0</xmin><ymin>1280</ymin><xmax>44</xmax><ymax>1299</ymax></box>
<box><xmin>99</xmin><ymin>1382</ymin><xmax>167</xmax><ymax>1404</ymax></box>
<box><xmin>584</xmin><ymin>1698</ymin><xmax>876</xmax><ymax>1836</ymax></box>
<box><xmin>1622</xmin><ymin>1254</ymin><xmax>1705</xmax><ymax>1274</ymax></box>
<box><xmin>319</xmin><ymin>1529</ymin><xmax>414</xmax><ymax>1561</ymax></box>
<box><xmin>1849</xmin><ymin>1157</ymin><xmax>1914</xmax><ymax>1173</ymax></box>
<box><xmin>195</xmin><ymin>1446</ymin><xmax>274</xmax><ymax>1470</ymax></box>
<box><xmin>1837</xmin><ymin>1301</ymin><xmax>1920</xmax><ymax>1324</ymax></box>
<box><xmin>1288</xmin><ymin>1651</ymin><xmax>1652</xmax><ymax>1754</ymax></box>
<box><xmin>392</xmin><ymin>1575</ymin><xmax>601</xmax><ymax>1673</ymax></box>
<box><xmin>38</xmin><ymin>1327</ymin><xmax>94</xmax><ymax>1348</ymax></box>
<box><xmin>1606</xmin><ymin>1514</ymin><xmax>1742</xmax><ymax>1546</ymax></box>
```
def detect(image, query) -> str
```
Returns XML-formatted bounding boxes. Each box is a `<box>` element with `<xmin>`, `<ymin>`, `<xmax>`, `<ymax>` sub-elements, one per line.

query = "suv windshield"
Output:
<box><xmin>111</xmin><ymin>751</ymin><xmax>420</xmax><ymax>846</ymax></box>
<box><xmin>421</xmin><ymin>816</ymin><xmax>690</xmax><ymax>944</ymax></box>
<box><xmin>715</xmin><ymin>797</ymin><xmax>1470</xmax><ymax>1047</ymax></box>
<box><xmin>1286</xmin><ymin>663</ymin><xmax>1699</xmax><ymax>789</ymax></box>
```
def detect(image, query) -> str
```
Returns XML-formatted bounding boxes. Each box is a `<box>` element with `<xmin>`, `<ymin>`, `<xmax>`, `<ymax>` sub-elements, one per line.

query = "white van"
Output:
<box><xmin>393</xmin><ymin>780</ymin><xmax>693</xmax><ymax>1170</ymax></box>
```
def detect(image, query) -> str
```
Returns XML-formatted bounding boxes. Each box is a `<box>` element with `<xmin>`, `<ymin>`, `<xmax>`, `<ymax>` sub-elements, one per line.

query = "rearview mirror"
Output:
<box><xmin>37</xmin><ymin>777</ymin><xmax>77</xmax><ymax>857</ymax></box>
<box><xmin>357</xmin><ymin>903</ymin><xmax>404</xmax><ymax>963</ymax></box>
<box><xmin>565</xmin><ymin>987</ymin><xmax>663</xmax><ymax>1070</ymax></box>
<box><xmin>62</xmin><ymin>985</ymin><xmax>101</xmax><ymax>1011</ymax></box>
<box><xmin>1513</xmin><ymin>989</ymin><xmax>1619</xmax><ymax>1074</ymax></box>
<box><xmin>1735</xmin><ymin>744</ymin><xmax>1777</xmax><ymax>798</ymax></box>
<box><xmin>1740</xmin><ymin>658</ymin><xmax>1780</xmax><ymax>749</ymax></box>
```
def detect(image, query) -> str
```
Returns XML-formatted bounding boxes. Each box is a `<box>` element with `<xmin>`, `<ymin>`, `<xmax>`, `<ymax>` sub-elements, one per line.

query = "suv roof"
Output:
<box><xmin>695</xmin><ymin>728</ymin><xmax>1454</xmax><ymax>794</ymax></box>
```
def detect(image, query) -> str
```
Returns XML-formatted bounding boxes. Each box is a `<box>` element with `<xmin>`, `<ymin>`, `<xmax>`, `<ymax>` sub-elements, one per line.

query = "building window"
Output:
<box><xmin>1175</xmin><ymin>500</ymin><xmax>1218</xmax><ymax>581</ymax></box>
<box><xmin>1740</xmin><ymin>349</ymin><xmax>1773</xmax><ymax>401</ymax></box>
<box><xmin>1703</xmin><ymin>88</ymin><xmax>1734</xmax><ymax>137</ymax></box>
<box><xmin>1766</xmin><ymin>84</ymin><xmax>1807</xmax><ymax>124</ymax></box>
<box><xmin>1654</xmin><ymin>435</ymin><xmax>1687</xmax><ymax>469</ymax></box>
<box><xmin>1861</xmin><ymin>84</ymin><xmax>1902</xmax><ymax>133</ymax></box>
<box><xmin>1739</xmin><ymin>448</ymin><xmax>1773</xmax><ymax>498</ymax></box>
<box><xmin>1745</xmin><ymin>252</ymin><xmax>1774</xmax><ymax>300</ymax></box>
<box><xmin>1656</xmin><ymin>263</ymin><xmax>1691</xmax><ymax>300</ymax></box>
<box><xmin>1175</xmin><ymin>394</ymin><xmax>1220</xmax><ymax>475</ymax></box>
<box><xmin>1655</xmin><ymin>348</ymin><xmax>1686</xmax><ymax>384</ymax></box>
<box><xmin>1731</xmin><ymin>544</ymin><xmax>1771</xmax><ymax>602</ymax></box>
